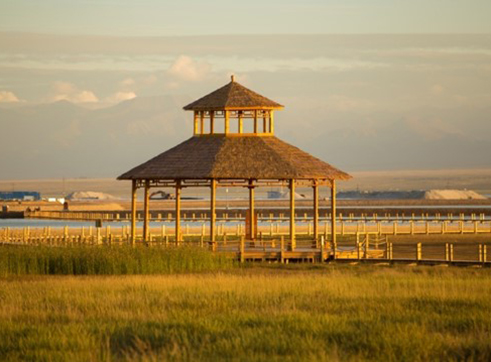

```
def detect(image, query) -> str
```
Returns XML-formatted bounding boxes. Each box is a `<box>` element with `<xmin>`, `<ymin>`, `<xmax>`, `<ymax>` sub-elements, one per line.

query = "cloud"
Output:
<box><xmin>50</xmin><ymin>81</ymin><xmax>99</xmax><ymax>103</ymax></box>
<box><xmin>119</xmin><ymin>78</ymin><xmax>135</xmax><ymax>88</ymax></box>
<box><xmin>0</xmin><ymin>91</ymin><xmax>21</xmax><ymax>103</ymax></box>
<box><xmin>430</xmin><ymin>84</ymin><xmax>445</xmax><ymax>96</ymax></box>
<box><xmin>168</xmin><ymin>55</ymin><xmax>212</xmax><ymax>82</ymax></box>
<box><xmin>105</xmin><ymin>91</ymin><xmax>137</xmax><ymax>103</ymax></box>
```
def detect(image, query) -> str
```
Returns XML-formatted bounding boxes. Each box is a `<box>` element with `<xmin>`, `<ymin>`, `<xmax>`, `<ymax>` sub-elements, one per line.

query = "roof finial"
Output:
<box><xmin>231</xmin><ymin>74</ymin><xmax>235</xmax><ymax>82</ymax></box>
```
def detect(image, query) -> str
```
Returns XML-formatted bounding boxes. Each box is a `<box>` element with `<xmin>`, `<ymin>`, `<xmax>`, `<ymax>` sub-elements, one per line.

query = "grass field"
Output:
<box><xmin>0</xmin><ymin>245</ymin><xmax>234</xmax><ymax>277</ymax></box>
<box><xmin>1</xmin><ymin>256</ymin><xmax>491</xmax><ymax>361</ymax></box>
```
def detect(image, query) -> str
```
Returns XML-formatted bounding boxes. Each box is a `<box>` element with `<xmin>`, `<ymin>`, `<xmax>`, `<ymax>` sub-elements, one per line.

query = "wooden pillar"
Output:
<box><xmin>331</xmin><ymin>180</ymin><xmax>337</xmax><ymax>253</ymax></box>
<box><xmin>263</xmin><ymin>112</ymin><xmax>267</xmax><ymax>133</ymax></box>
<box><xmin>143</xmin><ymin>180</ymin><xmax>150</xmax><ymax>242</ymax></box>
<box><xmin>269</xmin><ymin>111</ymin><xmax>274</xmax><ymax>134</ymax></box>
<box><xmin>131</xmin><ymin>180</ymin><xmax>137</xmax><ymax>245</ymax></box>
<box><xmin>253</xmin><ymin>110</ymin><xmax>258</xmax><ymax>133</ymax></box>
<box><xmin>210</xmin><ymin>179</ymin><xmax>216</xmax><ymax>241</ymax></box>
<box><xmin>193</xmin><ymin>111</ymin><xmax>199</xmax><ymax>135</ymax></box>
<box><xmin>224</xmin><ymin>111</ymin><xmax>230</xmax><ymax>134</ymax></box>
<box><xmin>175</xmin><ymin>180</ymin><xmax>181</xmax><ymax>242</ymax></box>
<box><xmin>249</xmin><ymin>180</ymin><xmax>255</xmax><ymax>239</ymax></box>
<box><xmin>210</xmin><ymin>111</ymin><xmax>215</xmax><ymax>134</ymax></box>
<box><xmin>238</xmin><ymin>112</ymin><xmax>243</xmax><ymax>134</ymax></box>
<box><xmin>290</xmin><ymin>179</ymin><xmax>296</xmax><ymax>250</ymax></box>
<box><xmin>200</xmin><ymin>111</ymin><xmax>205</xmax><ymax>134</ymax></box>
<box><xmin>313</xmin><ymin>181</ymin><xmax>319</xmax><ymax>243</ymax></box>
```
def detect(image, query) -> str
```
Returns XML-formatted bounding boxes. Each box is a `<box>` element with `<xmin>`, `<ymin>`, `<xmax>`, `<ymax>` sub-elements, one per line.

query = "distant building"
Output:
<box><xmin>0</xmin><ymin>191</ymin><xmax>41</xmax><ymax>201</ymax></box>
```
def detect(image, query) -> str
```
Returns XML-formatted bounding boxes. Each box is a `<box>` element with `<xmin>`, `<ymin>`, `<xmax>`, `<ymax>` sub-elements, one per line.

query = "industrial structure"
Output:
<box><xmin>0</xmin><ymin>191</ymin><xmax>41</xmax><ymax>201</ymax></box>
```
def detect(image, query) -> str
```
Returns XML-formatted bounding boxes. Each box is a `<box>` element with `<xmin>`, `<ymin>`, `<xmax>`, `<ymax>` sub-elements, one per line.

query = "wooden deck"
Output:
<box><xmin>2</xmin><ymin>230</ymin><xmax>489</xmax><ymax>266</ymax></box>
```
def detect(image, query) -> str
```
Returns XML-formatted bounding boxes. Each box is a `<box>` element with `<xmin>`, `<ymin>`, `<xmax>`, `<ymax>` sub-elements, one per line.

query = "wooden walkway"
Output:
<box><xmin>25</xmin><ymin>209</ymin><xmax>491</xmax><ymax>223</ymax></box>
<box><xmin>19</xmin><ymin>209</ymin><xmax>491</xmax><ymax>238</ymax></box>
<box><xmin>1</xmin><ymin>229</ymin><xmax>490</xmax><ymax>266</ymax></box>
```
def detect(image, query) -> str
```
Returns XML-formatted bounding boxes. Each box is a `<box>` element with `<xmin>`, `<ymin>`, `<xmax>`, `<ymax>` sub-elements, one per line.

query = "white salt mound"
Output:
<box><xmin>66</xmin><ymin>191</ymin><xmax>116</xmax><ymax>200</ymax></box>
<box><xmin>424</xmin><ymin>189</ymin><xmax>487</xmax><ymax>200</ymax></box>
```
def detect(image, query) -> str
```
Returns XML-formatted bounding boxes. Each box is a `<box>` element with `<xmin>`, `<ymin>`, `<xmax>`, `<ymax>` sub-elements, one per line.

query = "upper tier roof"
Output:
<box><xmin>183</xmin><ymin>77</ymin><xmax>284</xmax><ymax>111</ymax></box>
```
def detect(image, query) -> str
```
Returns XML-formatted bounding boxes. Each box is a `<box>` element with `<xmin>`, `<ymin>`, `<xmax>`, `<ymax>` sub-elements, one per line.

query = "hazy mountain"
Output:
<box><xmin>1</xmin><ymin>96</ymin><xmax>490</xmax><ymax>179</ymax></box>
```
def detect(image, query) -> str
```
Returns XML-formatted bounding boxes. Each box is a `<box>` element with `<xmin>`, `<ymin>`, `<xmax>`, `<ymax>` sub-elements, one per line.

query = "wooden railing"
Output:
<box><xmin>1</xmin><ymin>227</ymin><xmax>490</xmax><ymax>266</ymax></box>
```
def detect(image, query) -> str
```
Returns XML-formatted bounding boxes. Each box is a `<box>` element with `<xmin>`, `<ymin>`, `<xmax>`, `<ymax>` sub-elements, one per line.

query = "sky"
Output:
<box><xmin>0</xmin><ymin>2</ymin><xmax>491</xmax><ymax>179</ymax></box>
<box><xmin>1</xmin><ymin>0</ymin><xmax>491</xmax><ymax>36</ymax></box>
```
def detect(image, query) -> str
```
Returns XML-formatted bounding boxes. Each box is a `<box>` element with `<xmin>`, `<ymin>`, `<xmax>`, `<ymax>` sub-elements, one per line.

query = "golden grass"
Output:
<box><xmin>1</xmin><ymin>265</ymin><xmax>491</xmax><ymax>361</ymax></box>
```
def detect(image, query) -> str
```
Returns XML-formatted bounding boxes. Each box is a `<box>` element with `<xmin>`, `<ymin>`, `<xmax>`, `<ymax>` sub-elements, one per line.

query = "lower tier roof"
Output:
<box><xmin>118</xmin><ymin>135</ymin><xmax>351</xmax><ymax>181</ymax></box>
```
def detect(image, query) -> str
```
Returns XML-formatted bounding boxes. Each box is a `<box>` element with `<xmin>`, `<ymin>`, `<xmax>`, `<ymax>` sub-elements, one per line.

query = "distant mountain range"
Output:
<box><xmin>1</xmin><ymin>96</ymin><xmax>491</xmax><ymax>179</ymax></box>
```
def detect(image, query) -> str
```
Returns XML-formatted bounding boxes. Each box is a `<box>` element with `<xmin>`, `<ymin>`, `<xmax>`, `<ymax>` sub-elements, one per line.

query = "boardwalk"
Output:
<box><xmin>1</xmin><ymin>225</ymin><xmax>490</xmax><ymax>266</ymax></box>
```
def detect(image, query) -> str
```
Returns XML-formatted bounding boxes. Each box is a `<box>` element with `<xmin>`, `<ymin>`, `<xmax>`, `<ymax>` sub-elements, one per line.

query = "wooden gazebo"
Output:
<box><xmin>118</xmin><ymin>76</ymin><xmax>351</xmax><ymax>249</ymax></box>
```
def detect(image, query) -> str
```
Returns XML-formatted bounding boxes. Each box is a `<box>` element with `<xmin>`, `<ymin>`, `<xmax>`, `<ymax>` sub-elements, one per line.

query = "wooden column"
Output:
<box><xmin>331</xmin><ymin>180</ymin><xmax>337</xmax><ymax>254</ymax></box>
<box><xmin>143</xmin><ymin>180</ymin><xmax>150</xmax><ymax>242</ymax></box>
<box><xmin>290</xmin><ymin>179</ymin><xmax>296</xmax><ymax>250</ymax></box>
<box><xmin>193</xmin><ymin>111</ymin><xmax>199</xmax><ymax>135</ymax></box>
<box><xmin>200</xmin><ymin>111</ymin><xmax>205</xmax><ymax>134</ymax></box>
<box><xmin>253</xmin><ymin>110</ymin><xmax>258</xmax><ymax>134</ymax></box>
<box><xmin>249</xmin><ymin>179</ymin><xmax>255</xmax><ymax>239</ymax></box>
<box><xmin>210</xmin><ymin>179</ymin><xmax>216</xmax><ymax>241</ymax></box>
<box><xmin>269</xmin><ymin>111</ymin><xmax>274</xmax><ymax>134</ymax></box>
<box><xmin>224</xmin><ymin>111</ymin><xmax>230</xmax><ymax>134</ymax></box>
<box><xmin>263</xmin><ymin>112</ymin><xmax>267</xmax><ymax>133</ymax></box>
<box><xmin>175</xmin><ymin>180</ymin><xmax>181</xmax><ymax>242</ymax></box>
<box><xmin>130</xmin><ymin>179</ymin><xmax>137</xmax><ymax>245</ymax></box>
<box><xmin>313</xmin><ymin>180</ymin><xmax>319</xmax><ymax>243</ymax></box>
<box><xmin>210</xmin><ymin>111</ymin><xmax>215</xmax><ymax>134</ymax></box>
<box><xmin>238</xmin><ymin>112</ymin><xmax>243</xmax><ymax>134</ymax></box>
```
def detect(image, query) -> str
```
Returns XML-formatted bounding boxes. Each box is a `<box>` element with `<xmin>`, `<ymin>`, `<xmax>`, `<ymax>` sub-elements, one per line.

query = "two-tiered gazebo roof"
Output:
<box><xmin>118</xmin><ymin>76</ymin><xmax>351</xmax><ymax>249</ymax></box>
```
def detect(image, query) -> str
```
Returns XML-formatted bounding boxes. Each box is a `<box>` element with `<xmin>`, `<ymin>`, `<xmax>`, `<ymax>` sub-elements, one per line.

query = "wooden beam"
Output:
<box><xmin>175</xmin><ymin>180</ymin><xmax>181</xmax><ymax>242</ymax></box>
<box><xmin>210</xmin><ymin>179</ymin><xmax>216</xmax><ymax>241</ymax></box>
<box><xmin>249</xmin><ymin>179</ymin><xmax>255</xmax><ymax>239</ymax></box>
<box><xmin>331</xmin><ymin>180</ymin><xmax>337</xmax><ymax>257</ymax></box>
<box><xmin>131</xmin><ymin>179</ymin><xmax>137</xmax><ymax>245</ymax></box>
<box><xmin>143</xmin><ymin>180</ymin><xmax>150</xmax><ymax>242</ymax></box>
<box><xmin>269</xmin><ymin>111</ymin><xmax>274</xmax><ymax>134</ymax></box>
<box><xmin>210</xmin><ymin>111</ymin><xmax>215</xmax><ymax>134</ymax></box>
<box><xmin>200</xmin><ymin>111</ymin><xmax>205</xmax><ymax>135</ymax></box>
<box><xmin>224</xmin><ymin>111</ymin><xmax>230</xmax><ymax>134</ymax></box>
<box><xmin>313</xmin><ymin>180</ymin><xmax>319</xmax><ymax>243</ymax></box>
<box><xmin>290</xmin><ymin>179</ymin><xmax>296</xmax><ymax>250</ymax></box>
<box><xmin>193</xmin><ymin>111</ymin><xmax>199</xmax><ymax>135</ymax></box>
<box><xmin>253</xmin><ymin>110</ymin><xmax>258</xmax><ymax>134</ymax></box>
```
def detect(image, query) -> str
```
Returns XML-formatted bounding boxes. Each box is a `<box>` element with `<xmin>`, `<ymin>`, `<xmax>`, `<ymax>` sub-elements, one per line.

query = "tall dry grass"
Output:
<box><xmin>0</xmin><ymin>266</ymin><xmax>490</xmax><ymax>361</ymax></box>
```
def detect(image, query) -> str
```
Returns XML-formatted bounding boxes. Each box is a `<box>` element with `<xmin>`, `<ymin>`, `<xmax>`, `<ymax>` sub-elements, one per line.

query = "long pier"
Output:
<box><xmin>21</xmin><ymin>209</ymin><xmax>491</xmax><ymax>237</ymax></box>
<box><xmin>24</xmin><ymin>208</ymin><xmax>491</xmax><ymax>222</ymax></box>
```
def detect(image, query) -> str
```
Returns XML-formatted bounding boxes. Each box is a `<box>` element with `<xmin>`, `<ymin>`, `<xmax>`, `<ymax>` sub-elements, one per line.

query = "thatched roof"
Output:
<box><xmin>118</xmin><ymin>135</ymin><xmax>351</xmax><ymax>181</ymax></box>
<box><xmin>183</xmin><ymin>77</ymin><xmax>284</xmax><ymax>111</ymax></box>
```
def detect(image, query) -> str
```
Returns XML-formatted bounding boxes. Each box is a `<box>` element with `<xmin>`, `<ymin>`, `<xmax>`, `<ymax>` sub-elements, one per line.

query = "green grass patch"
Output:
<box><xmin>0</xmin><ymin>245</ymin><xmax>234</xmax><ymax>276</ymax></box>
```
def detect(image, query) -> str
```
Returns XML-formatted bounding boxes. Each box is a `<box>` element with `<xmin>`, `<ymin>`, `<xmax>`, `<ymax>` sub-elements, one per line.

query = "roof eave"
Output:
<box><xmin>183</xmin><ymin>105</ymin><xmax>284</xmax><ymax>111</ymax></box>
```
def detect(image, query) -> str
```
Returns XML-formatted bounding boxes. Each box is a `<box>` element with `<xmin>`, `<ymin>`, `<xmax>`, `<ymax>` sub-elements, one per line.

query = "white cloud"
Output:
<box><xmin>0</xmin><ymin>91</ymin><xmax>21</xmax><ymax>103</ymax></box>
<box><xmin>168</xmin><ymin>55</ymin><xmax>212</xmax><ymax>82</ymax></box>
<box><xmin>50</xmin><ymin>81</ymin><xmax>99</xmax><ymax>103</ymax></box>
<box><xmin>105</xmin><ymin>91</ymin><xmax>137</xmax><ymax>103</ymax></box>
